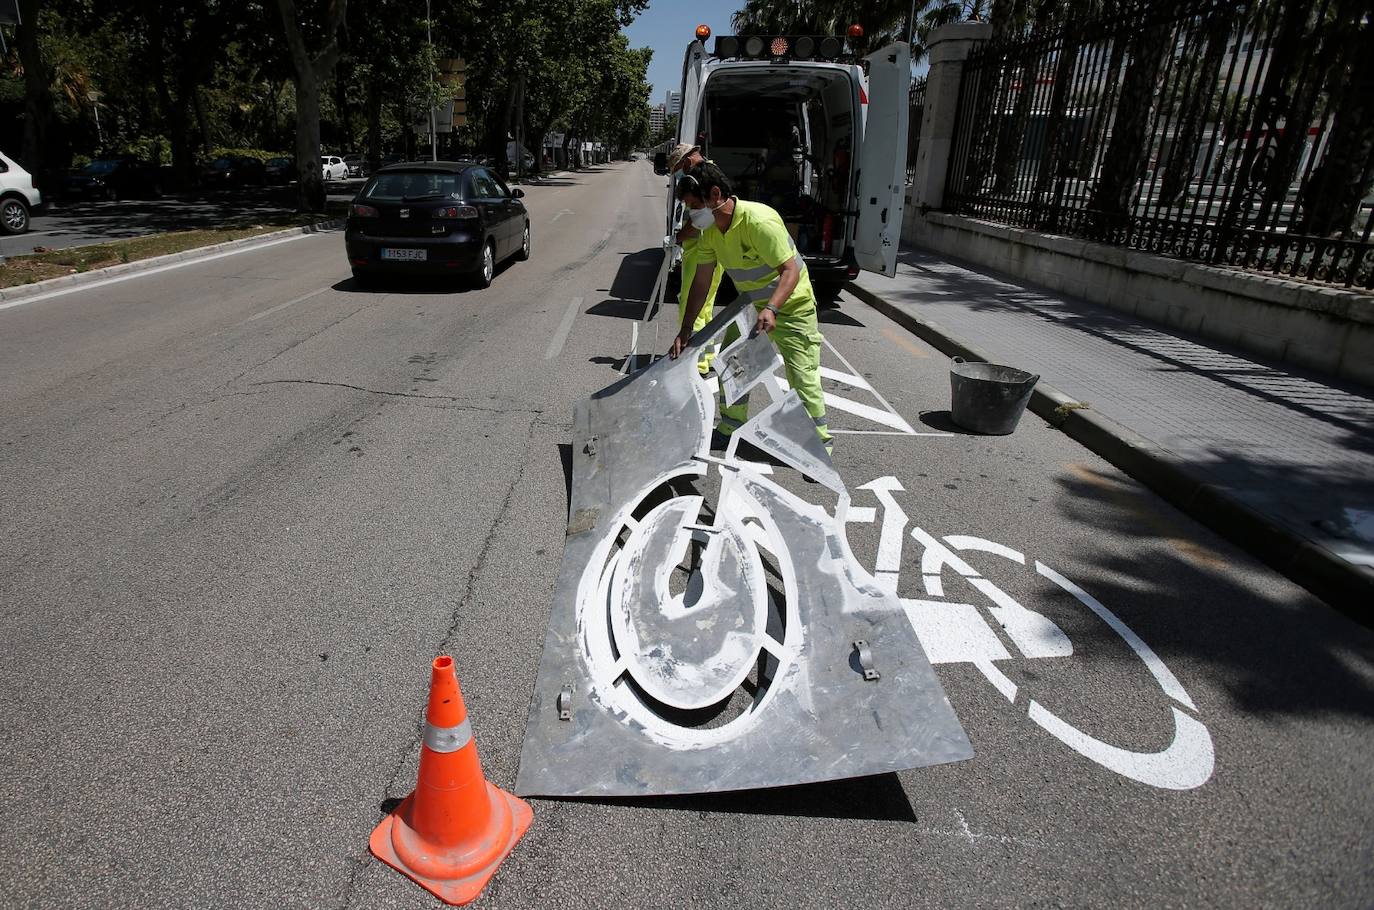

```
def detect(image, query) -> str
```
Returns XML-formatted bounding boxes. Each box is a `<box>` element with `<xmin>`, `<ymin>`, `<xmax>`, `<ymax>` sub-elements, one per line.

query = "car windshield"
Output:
<box><xmin>209</xmin><ymin>157</ymin><xmax>232</xmax><ymax>169</ymax></box>
<box><xmin>268</xmin><ymin>157</ymin><xmax>290</xmax><ymax>167</ymax></box>
<box><xmin>362</xmin><ymin>171</ymin><xmax>463</xmax><ymax>202</ymax></box>
<box><xmin>83</xmin><ymin>159</ymin><xmax>123</xmax><ymax>174</ymax></box>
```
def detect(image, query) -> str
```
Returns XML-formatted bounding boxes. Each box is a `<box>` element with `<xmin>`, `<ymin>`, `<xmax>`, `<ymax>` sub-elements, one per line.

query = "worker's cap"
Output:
<box><xmin>667</xmin><ymin>142</ymin><xmax>700</xmax><ymax>173</ymax></box>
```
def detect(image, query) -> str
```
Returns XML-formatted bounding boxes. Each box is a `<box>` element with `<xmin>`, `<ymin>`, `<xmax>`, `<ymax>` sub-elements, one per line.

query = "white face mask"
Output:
<box><xmin>688</xmin><ymin>206</ymin><xmax>715</xmax><ymax>230</ymax></box>
<box><xmin>688</xmin><ymin>197</ymin><xmax>725</xmax><ymax>231</ymax></box>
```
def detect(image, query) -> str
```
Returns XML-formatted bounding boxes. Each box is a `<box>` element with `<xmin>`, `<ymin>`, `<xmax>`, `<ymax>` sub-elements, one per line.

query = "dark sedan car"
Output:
<box><xmin>200</xmin><ymin>155</ymin><xmax>267</xmax><ymax>191</ymax></box>
<box><xmin>345</xmin><ymin>162</ymin><xmax>530</xmax><ymax>288</ymax></box>
<box><xmin>63</xmin><ymin>157</ymin><xmax>162</xmax><ymax>200</ymax></box>
<box><xmin>264</xmin><ymin>156</ymin><xmax>295</xmax><ymax>185</ymax></box>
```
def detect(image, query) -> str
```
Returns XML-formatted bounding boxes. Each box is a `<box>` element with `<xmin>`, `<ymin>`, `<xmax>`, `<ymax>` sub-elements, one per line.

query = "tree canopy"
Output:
<box><xmin>2</xmin><ymin>0</ymin><xmax>654</xmax><ymax>210</ymax></box>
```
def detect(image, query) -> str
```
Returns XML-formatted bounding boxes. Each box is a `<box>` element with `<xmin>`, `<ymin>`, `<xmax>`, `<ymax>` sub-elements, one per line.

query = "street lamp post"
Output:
<box><xmin>427</xmin><ymin>0</ymin><xmax>437</xmax><ymax>162</ymax></box>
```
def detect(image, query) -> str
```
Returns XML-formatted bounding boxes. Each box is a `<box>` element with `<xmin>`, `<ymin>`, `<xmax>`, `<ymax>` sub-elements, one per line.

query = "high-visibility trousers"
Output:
<box><xmin>679</xmin><ymin>243</ymin><xmax>723</xmax><ymax>376</ymax></box>
<box><xmin>718</xmin><ymin>313</ymin><xmax>832</xmax><ymax>450</ymax></box>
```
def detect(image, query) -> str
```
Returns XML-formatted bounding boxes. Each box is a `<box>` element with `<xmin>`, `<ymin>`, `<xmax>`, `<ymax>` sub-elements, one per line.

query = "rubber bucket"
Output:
<box><xmin>949</xmin><ymin>356</ymin><xmax>1039</xmax><ymax>435</ymax></box>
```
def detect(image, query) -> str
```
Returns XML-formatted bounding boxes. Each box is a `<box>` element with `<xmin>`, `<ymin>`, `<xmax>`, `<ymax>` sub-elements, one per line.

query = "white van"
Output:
<box><xmin>658</xmin><ymin>29</ymin><xmax>912</xmax><ymax>291</ymax></box>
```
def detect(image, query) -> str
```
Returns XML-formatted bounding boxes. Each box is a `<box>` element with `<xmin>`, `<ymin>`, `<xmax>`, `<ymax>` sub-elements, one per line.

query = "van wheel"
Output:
<box><xmin>0</xmin><ymin>197</ymin><xmax>30</xmax><ymax>234</ymax></box>
<box><xmin>472</xmin><ymin>240</ymin><xmax>496</xmax><ymax>289</ymax></box>
<box><xmin>515</xmin><ymin>222</ymin><xmax>531</xmax><ymax>261</ymax></box>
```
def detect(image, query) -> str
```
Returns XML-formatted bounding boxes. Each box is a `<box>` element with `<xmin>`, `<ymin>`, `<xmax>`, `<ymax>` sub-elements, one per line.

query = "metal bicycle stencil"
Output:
<box><xmin>515</xmin><ymin>300</ymin><xmax>972</xmax><ymax>797</ymax></box>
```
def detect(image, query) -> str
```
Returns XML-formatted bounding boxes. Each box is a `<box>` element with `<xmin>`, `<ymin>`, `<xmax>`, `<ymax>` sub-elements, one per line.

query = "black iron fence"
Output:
<box><xmin>943</xmin><ymin>0</ymin><xmax>1374</xmax><ymax>289</ymax></box>
<box><xmin>906</xmin><ymin>78</ymin><xmax>927</xmax><ymax>185</ymax></box>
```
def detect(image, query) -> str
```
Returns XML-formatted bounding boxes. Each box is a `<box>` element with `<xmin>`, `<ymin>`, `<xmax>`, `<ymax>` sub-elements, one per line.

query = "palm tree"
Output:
<box><xmin>730</xmin><ymin>0</ymin><xmax>913</xmax><ymax>52</ymax></box>
<box><xmin>1085</xmin><ymin>10</ymin><xmax>1172</xmax><ymax>227</ymax></box>
<box><xmin>1293</xmin><ymin>2</ymin><xmax>1374</xmax><ymax>239</ymax></box>
<box><xmin>1158</xmin><ymin>5</ymin><xmax>1237</xmax><ymax>206</ymax></box>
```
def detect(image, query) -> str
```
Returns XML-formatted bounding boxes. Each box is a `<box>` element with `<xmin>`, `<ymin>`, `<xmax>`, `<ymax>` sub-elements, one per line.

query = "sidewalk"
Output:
<box><xmin>851</xmin><ymin>245</ymin><xmax>1374</xmax><ymax>616</ymax></box>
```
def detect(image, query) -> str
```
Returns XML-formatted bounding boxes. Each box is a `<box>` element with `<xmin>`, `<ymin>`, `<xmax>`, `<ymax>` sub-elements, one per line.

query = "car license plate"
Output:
<box><xmin>381</xmin><ymin>248</ymin><xmax>426</xmax><ymax>261</ymax></box>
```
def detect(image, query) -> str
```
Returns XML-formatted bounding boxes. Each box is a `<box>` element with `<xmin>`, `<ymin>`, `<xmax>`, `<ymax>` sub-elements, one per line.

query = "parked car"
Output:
<box><xmin>0</xmin><ymin>150</ymin><xmax>42</xmax><ymax>234</ymax></box>
<box><xmin>344</xmin><ymin>161</ymin><xmax>530</xmax><ymax>289</ymax></box>
<box><xmin>321</xmin><ymin>156</ymin><xmax>348</xmax><ymax>181</ymax></box>
<box><xmin>62</xmin><ymin>156</ymin><xmax>162</xmax><ymax>200</ymax></box>
<box><xmin>342</xmin><ymin>154</ymin><xmax>370</xmax><ymax>178</ymax></box>
<box><xmin>265</xmin><ymin>155</ymin><xmax>295</xmax><ymax>185</ymax></box>
<box><xmin>200</xmin><ymin>155</ymin><xmax>267</xmax><ymax>190</ymax></box>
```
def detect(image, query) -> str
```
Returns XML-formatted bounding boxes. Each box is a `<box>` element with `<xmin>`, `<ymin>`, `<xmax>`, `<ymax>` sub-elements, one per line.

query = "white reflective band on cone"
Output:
<box><xmin>423</xmin><ymin>717</ymin><xmax>474</xmax><ymax>753</ymax></box>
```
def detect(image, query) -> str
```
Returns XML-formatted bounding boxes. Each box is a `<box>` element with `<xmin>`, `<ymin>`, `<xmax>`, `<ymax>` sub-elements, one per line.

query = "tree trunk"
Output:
<box><xmin>1077</xmin><ymin>37</ymin><xmax>1127</xmax><ymax>180</ymax></box>
<box><xmin>333</xmin><ymin>56</ymin><xmax>351</xmax><ymax>152</ymax></box>
<box><xmin>16</xmin><ymin>0</ymin><xmax>52</xmax><ymax>180</ymax></box>
<box><xmin>1217</xmin><ymin>0</ymin><xmax>1309</xmax><ymax>232</ymax></box>
<box><xmin>1087</xmin><ymin>22</ymin><xmax>1171</xmax><ymax>225</ymax></box>
<box><xmin>275</xmin><ymin>0</ymin><xmax>347</xmax><ymax>213</ymax></box>
<box><xmin>993</xmin><ymin>58</ymin><xmax>1037</xmax><ymax>194</ymax></box>
<box><xmin>1159</xmin><ymin>9</ymin><xmax>1233</xmax><ymax>205</ymax></box>
<box><xmin>1296</xmin><ymin>23</ymin><xmax>1374</xmax><ymax>237</ymax></box>
<box><xmin>295</xmin><ymin>75</ymin><xmax>326</xmax><ymax>211</ymax></box>
<box><xmin>192</xmin><ymin>86</ymin><xmax>213</xmax><ymax>156</ymax></box>
<box><xmin>528</xmin><ymin>127</ymin><xmax>546</xmax><ymax>175</ymax></box>
<box><xmin>1032</xmin><ymin>15</ymin><xmax>1083</xmax><ymax>213</ymax></box>
<box><xmin>365</xmin><ymin>75</ymin><xmax>382</xmax><ymax>171</ymax></box>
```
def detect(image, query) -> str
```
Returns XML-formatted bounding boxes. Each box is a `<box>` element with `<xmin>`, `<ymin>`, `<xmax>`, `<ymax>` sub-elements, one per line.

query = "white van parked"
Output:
<box><xmin>0</xmin><ymin>150</ymin><xmax>42</xmax><ymax>235</ymax></box>
<box><xmin>657</xmin><ymin>26</ymin><xmax>912</xmax><ymax>292</ymax></box>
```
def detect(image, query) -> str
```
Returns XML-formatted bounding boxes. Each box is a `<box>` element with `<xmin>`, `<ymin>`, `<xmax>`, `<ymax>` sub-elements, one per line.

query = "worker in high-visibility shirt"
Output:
<box><xmin>666</xmin><ymin>142</ymin><xmax>723</xmax><ymax>376</ymax></box>
<box><xmin>668</xmin><ymin>161</ymin><xmax>831</xmax><ymax>453</ymax></box>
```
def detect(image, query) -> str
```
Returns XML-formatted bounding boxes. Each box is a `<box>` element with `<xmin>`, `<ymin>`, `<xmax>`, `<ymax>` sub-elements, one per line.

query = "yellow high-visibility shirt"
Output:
<box><xmin>695</xmin><ymin>199</ymin><xmax>815</xmax><ymax>323</ymax></box>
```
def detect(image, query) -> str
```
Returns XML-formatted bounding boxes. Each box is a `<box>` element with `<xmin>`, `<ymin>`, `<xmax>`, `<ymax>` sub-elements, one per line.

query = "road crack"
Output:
<box><xmin>249</xmin><ymin>378</ymin><xmax>545</xmax><ymax>415</ymax></box>
<box><xmin>338</xmin><ymin>415</ymin><xmax>540</xmax><ymax>910</ymax></box>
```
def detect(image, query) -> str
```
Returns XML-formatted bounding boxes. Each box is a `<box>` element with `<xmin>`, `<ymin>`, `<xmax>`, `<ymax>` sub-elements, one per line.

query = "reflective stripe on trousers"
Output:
<box><xmin>716</xmin><ymin>318</ymin><xmax>829</xmax><ymax>445</ymax></box>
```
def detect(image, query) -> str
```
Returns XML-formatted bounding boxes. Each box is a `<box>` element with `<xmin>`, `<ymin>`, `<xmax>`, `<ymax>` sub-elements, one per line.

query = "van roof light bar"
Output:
<box><xmin>711</xmin><ymin>34</ymin><xmax>856</xmax><ymax>63</ymax></box>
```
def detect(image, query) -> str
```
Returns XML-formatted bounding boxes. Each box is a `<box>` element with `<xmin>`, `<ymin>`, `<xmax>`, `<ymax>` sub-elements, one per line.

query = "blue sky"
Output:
<box><xmin>623</xmin><ymin>0</ymin><xmax>741</xmax><ymax>106</ymax></box>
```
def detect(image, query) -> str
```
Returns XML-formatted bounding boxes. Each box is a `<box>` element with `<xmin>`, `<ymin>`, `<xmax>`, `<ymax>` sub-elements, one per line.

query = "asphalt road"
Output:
<box><xmin>1</xmin><ymin>160</ymin><xmax>1371</xmax><ymax>909</ymax></box>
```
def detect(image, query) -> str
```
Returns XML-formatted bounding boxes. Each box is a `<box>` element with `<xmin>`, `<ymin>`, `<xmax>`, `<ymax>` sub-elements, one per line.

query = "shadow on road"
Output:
<box><xmin>539</xmin><ymin>773</ymin><xmax>918</xmax><ymax>822</ymax></box>
<box><xmin>818</xmin><ymin>306</ymin><xmax>865</xmax><ymax>327</ymax></box>
<box><xmin>1049</xmin><ymin>461</ymin><xmax>1374</xmax><ymax>718</ymax></box>
<box><xmin>611</xmin><ymin>247</ymin><xmax>663</xmax><ymax>301</ymax></box>
<box><xmin>587</xmin><ymin>299</ymin><xmax>649</xmax><ymax>320</ymax></box>
<box><xmin>918</xmin><ymin>410</ymin><xmax>978</xmax><ymax>434</ymax></box>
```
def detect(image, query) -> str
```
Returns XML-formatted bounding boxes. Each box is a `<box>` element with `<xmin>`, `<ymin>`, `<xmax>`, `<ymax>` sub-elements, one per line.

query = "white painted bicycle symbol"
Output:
<box><xmin>847</xmin><ymin>476</ymin><xmax>1215</xmax><ymax>791</ymax></box>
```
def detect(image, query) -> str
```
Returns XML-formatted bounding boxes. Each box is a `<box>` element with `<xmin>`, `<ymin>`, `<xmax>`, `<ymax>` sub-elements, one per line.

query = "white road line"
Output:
<box><xmin>776</xmin><ymin>374</ymin><xmax>914</xmax><ymax>431</ymax></box>
<box><xmin>819</xmin><ymin>365</ymin><xmax>872</xmax><ymax>390</ymax></box>
<box><xmin>831</xmin><ymin>429</ymin><xmax>955</xmax><ymax>437</ymax></box>
<box><xmin>0</xmin><ymin>233</ymin><xmax>313</xmax><ymax>314</ymax></box>
<box><xmin>243</xmin><ymin>287</ymin><xmax>331</xmax><ymax>323</ymax></box>
<box><xmin>820</xmin><ymin>336</ymin><xmax>917</xmax><ymax>433</ymax></box>
<box><xmin>550</xmin><ymin>209</ymin><xmax>575</xmax><ymax>223</ymax></box>
<box><xmin>544</xmin><ymin>296</ymin><xmax>584</xmax><ymax>360</ymax></box>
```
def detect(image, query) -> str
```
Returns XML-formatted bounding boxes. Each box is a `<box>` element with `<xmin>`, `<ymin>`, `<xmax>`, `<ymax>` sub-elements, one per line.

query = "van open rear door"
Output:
<box><xmin>855</xmin><ymin>42</ymin><xmax>912</xmax><ymax>276</ymax></box>
<box><xmin>666</xmin><ymin>41</ymin><xmax>708</xmax><ymax>237</ymax></box>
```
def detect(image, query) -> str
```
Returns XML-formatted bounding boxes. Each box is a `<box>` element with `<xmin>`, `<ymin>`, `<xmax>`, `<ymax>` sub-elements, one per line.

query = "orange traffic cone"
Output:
<box><xmin>370</xmin><ymin>656</ymin><xmax>532</xmax><ymax>906</ymax></box>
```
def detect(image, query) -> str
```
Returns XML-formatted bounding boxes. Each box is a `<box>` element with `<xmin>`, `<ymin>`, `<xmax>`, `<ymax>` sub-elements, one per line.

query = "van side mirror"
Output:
<box><xmin>653</xmin><ymin>152</ymin><xmax>668</xmax><ymax>175</ymax></box>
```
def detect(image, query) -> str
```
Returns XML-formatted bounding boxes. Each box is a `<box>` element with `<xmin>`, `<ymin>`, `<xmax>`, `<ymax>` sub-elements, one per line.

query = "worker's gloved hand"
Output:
<box><xmin>676</xmin><ymin>226</ymin><xmax>697</xmax><ymax>244</ymax></box>
<box><xmin>668</xmin><ymin>329</ymin><xmax>691</xmax><ymax>360</ymax></box>
<box><xmin>754</xmin><ymin>307</ymin><xmax>777</xmax><ymax>335</ymax></box>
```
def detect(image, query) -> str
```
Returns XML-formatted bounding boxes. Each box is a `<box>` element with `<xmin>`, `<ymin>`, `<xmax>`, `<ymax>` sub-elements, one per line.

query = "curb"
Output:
<box><xmin>846</xmin><ymin>279</ymin><xmax>1374</xmax><ymax>621</ymax></box>
<box><xmin>0</xmin><ymin>219</ymin><xmax>344</xmax><ymax>304</ymax></box>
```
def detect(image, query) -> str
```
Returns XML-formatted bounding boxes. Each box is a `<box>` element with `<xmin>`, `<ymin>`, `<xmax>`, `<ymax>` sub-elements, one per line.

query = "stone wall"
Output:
<box><xmin>902</xmin><ymin>209</ymin><xmax>1374</xmax><ymax>387</ymax></box>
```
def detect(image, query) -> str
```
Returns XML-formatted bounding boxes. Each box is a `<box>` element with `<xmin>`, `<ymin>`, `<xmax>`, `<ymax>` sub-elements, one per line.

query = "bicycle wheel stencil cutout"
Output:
<box><xmin>516</xmin><ymin>300</ymin><xmax>973</xmax><ymax>797</ymax></box>
<box><xmin>848</xmin><ymin>476</ymin><xmax>1215</xmax><ymax>791</ymax></box>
